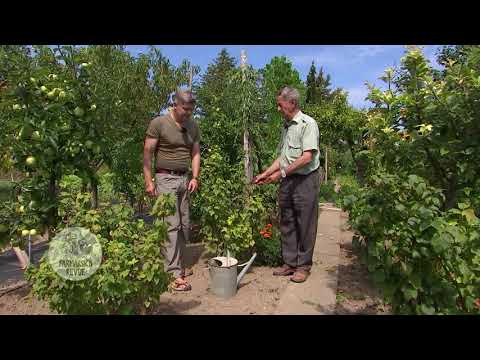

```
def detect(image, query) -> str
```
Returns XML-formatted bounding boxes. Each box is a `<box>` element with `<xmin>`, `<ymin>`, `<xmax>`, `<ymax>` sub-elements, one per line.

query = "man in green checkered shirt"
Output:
<box><xmin>253</xmin><ymin>86</ymin><xmax>321</xmax><ymax>283</ymax></box>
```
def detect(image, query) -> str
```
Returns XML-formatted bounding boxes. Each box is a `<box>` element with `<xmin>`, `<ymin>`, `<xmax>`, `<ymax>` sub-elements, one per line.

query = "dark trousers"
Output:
<box><xmin>278</xmin><ymin>169</ymin><xmax>320</xmax><ymax>271</ymax></box>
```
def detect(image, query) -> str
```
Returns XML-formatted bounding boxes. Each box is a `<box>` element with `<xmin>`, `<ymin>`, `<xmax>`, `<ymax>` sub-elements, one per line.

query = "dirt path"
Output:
<box><xmin>334</xmin><ymin>211</ymin><xmax>391</xmax><ymax>315</ymax></box>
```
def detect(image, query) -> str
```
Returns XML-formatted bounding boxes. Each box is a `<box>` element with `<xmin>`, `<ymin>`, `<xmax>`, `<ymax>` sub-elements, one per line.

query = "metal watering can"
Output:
<box><xmin>208</xmin><ymin>252</ymin><xmax>257</xmax><ymax>299</ymax></box>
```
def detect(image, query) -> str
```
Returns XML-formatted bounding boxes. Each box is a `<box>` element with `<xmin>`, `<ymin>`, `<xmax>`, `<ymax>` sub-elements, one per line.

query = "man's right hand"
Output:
<box><xmin>253</xmin><ymin>172</ymin><xmax>268</xmax><ymax>185</ymax></box>
<box><xmin>145</xmin><ymin>182</ymin><xmax>157</xmax><ymax>197</ymax></box>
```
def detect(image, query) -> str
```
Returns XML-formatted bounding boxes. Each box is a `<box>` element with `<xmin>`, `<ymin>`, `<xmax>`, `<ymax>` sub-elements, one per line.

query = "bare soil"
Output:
<box><xmin>151</xmin><ymin>243</ymin><xmax>291</xmax><ymax>315</ymax></box>
<box><xmin>334</xmin><ymin>213</ymin><xmax>392</xmax><ymax>315</ymax></box>
<box><xmin>0</xmin><ymin>214</ymin><xmax>391</xmax><ymax>315</ymax></box>
<box><xmin>0</xmin><ymin>243</ymin><xmax>291</xmax><ymax>315</ymax></box>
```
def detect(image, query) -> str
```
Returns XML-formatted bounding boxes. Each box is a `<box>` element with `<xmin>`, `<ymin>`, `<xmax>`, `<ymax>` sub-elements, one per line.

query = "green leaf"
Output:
<box><xmin>420</xmin><ymin>221</ymin><xmax>432</xmax><ymax>232</ymax></box>
<box><xmin>431</xmin><ymin>234</ymin><xmax>450</xmax><ymax>253</ymax></box>
<box><xmin>409</xmin><ymin>274</ymin><xmax>422</xmax><ymax>289</ymax></box>
<box><xmin>458</xmin><ymin>202</ymin><xmax>469</xmax><ymax>210</ymax></box>
<box><xmin>407</xmin><ymin>217</ymin><xmax>418</xmax><ymax>226</ymax></box>
<box><xmin>462</xmin><ymin>208</ymin><xmax>478</xmax><ymax>224</ymax></box>
<box><xmin>419</xmin><ymin>304</ymin><xmax>436</xmax><ymax>315</ymax></box>
<box><xmin>402</xmin><ymin>287</ymin><xmax>418</xmax><ymax>301</ymax></box>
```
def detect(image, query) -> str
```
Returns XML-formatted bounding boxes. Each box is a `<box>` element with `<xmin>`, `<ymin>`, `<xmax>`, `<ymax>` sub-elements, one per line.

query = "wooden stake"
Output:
<box><xmin>325</xmin><ymin>146</ymin><xmax>328</xmax><ymax>183</ymax></box>
<box><xmin>241</xmin><ymin>50</ymin><xmax>253</xmax><ymax>184</ymax></box>
<box><xmin>188</xmin><ymin>65</ymin><xmax>193</xmax><ymax>91</ymax></box>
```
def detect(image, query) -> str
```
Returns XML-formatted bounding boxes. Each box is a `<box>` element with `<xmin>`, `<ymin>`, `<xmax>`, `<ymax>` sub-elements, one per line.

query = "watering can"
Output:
<box><xmin>208</xmin><ymin>252</ymin><xmax>257</xmax><ymax>299</ymax></box>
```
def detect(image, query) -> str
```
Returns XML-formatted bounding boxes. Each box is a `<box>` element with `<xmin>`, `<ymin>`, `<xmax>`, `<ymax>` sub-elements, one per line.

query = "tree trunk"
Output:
<box><xmin>325</xmin><ymin>146</ymin><xmax>328</xmax><ymax>183</ymax></box>
<box><xmin>244</xmin><ymin>129</ymin><xmax>253</xmax><ymax>184</ymax></box>
<box><xmin>355</xmin><ymin>158</ymin><xmax>367</xmax><ymax>186</ymax></box>
<box><xmin>444</xmin><ymin>174</ymin><xmax>458</xmax><ymax>211</ymax></box>
<box><xmin>81</xmin><ymin>177</ymin><xmax>88</xmax><ymax>193</ymax></box>
<box><xmin>90</xmin><ymin>182</ymin><xmax>99</xmax><ymax>209</ymax></box>
<box><xmin>128</xmin><ymin>193</ymin><xmax>135</xmax><ymax>209</ymax></box>
<box><xmin>47</xmin><ymin>173</ymin><xmax>58</xmax><ymax>233</ymax></box>
<box><xmin>240</xmin><ymin>49</ymin><xmax>253</xmax><ymax>185</ymax></box>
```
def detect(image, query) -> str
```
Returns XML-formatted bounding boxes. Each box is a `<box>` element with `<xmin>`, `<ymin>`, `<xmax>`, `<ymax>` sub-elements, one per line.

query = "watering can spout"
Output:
<box><xmin>236</xmin><ymin>253</ymin><xmax>257</xmax><ymax>287</ymax></box>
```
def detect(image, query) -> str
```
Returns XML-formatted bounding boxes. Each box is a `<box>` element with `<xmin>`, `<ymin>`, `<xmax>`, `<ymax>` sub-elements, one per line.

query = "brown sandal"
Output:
<box><xmin>290</xmin><ymin>270</ymin><xmax>310</xmax><ymax>283</ymax></box>
<box><xmin>170</xmin><ymin>278</ymin><xmax>192</xmax><ymax>292</ymax></box>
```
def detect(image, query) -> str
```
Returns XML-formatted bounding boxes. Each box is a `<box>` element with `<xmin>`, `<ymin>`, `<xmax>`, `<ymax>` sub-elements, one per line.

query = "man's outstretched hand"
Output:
<box><xmin>253</xmin><ymin>172</ymin><xmax>268</xmax><ymax>185</ymax></box>
<box><xmin>253</xmin><ymin>170</ymin><xmax>281</xmax><ymax>185</ymax></box>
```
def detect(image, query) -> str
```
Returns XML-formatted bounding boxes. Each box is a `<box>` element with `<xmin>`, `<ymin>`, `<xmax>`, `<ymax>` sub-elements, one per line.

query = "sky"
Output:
<box><xmin>125</xmin><ymin>45</ymin><xmax>444</xmax><ymax>109</ymax></box>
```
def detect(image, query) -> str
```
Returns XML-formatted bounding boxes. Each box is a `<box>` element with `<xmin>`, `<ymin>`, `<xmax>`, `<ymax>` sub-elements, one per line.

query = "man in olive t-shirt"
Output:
<box><xmin>143</xmin><ymin>90</ymin><xmax>200</xmax><ymax>292</ymax></box>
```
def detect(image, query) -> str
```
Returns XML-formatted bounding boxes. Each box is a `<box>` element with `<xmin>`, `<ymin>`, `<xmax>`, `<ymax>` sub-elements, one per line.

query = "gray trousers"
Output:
<box><xmin>278</xmin><ymin>169</ymin><xmax>320</xmax><ymax>271</ymax></box>
<box><xmin>155</xmin><ymin>173</ymin><xmax>190</xmax><ymax>279</ymax></box>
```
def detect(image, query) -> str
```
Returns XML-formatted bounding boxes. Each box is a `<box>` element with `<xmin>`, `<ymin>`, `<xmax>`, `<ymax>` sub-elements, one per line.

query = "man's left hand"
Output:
<box><xmin>188</xmin><ymin>178</ymin><xmax>199</xmax><ymax>193</ymax></box>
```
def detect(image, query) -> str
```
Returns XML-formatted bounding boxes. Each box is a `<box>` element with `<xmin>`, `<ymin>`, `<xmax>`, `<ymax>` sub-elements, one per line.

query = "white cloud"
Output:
<box><xmin>291</xmin><ymin>47</ymin><xmax>344</xmax><ymax>66</ymax></box>
<box><xmin>291</xmin><ymin>45</ymin><xmax>401</xmax><ymax>68</ymax></box>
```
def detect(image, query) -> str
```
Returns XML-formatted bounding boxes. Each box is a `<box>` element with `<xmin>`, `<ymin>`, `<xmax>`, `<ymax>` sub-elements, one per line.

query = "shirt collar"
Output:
<box><xmin>284</xmin><ymin>110</ymin><xmax>303</xmax><ymax>128</ymax></box>
<box><xmin>169</xmin><ymin>110</ymin><xmax>188</xmax><ymax>132</ymax></box>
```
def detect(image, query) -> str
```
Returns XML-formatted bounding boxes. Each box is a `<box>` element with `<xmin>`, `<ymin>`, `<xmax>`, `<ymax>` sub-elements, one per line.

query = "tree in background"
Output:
<box><xmin>305</xmin><ymin>61</ymin><xmax>317</xmax><ymax>104</ymax></box>
<box><xmin>316</xmin><ymin>66</ymin><xmax>333</xmax><ymax>104</ymax></box>
<box><xmin>196</xmin><ymin>48</ymin><xmax>236</xmax><ymax>116</ymax></box>
<box><xmin>260</xmin><ymin>56</ymin><xmax>305</xmax><ymax>163</ymax></box>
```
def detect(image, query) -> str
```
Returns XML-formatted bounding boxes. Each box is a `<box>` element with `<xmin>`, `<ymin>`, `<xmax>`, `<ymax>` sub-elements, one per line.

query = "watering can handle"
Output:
<box><xmin>238</xmin><ymin>252</ymin><xmax>257</xmax><ymax>267</ymax></box>
<box><xmin>236</xmin><ymin>252</ymin><xmax>257</xmax><ymax>287</ymax></box>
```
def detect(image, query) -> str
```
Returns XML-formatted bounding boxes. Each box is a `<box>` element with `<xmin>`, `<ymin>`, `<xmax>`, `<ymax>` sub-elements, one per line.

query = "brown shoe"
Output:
<box><xmin>273</xmin><ymin>265</ymin><xmax>296</xmax><ymax>276</ymax></box>
<box><xmin>290</xmin><ymin>270</ymin><xmax>310</xmax><ymax>283</ymax></box>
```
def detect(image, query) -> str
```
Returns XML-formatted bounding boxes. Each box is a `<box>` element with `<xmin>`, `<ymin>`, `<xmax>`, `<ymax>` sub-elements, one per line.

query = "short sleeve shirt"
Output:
<box><xmin>277</xmin><ymin>110</ymin><xmax>320</xmax><ymax>175</ymax></box>
<box><xmin>146</xmin><ymin>112</ymin><xmax>200</xmax><ymax>172</ymax></box>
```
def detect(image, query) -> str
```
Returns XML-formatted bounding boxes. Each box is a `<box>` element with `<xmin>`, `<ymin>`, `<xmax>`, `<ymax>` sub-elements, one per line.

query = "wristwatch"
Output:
<box><xmin>280</xmin><ymin>167</ymin><xmax>287</xmax><ymax>178</ymax></box>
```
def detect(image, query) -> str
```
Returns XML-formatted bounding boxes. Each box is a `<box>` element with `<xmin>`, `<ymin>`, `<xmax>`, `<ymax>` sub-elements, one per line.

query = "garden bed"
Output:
<box><xmin>0</xmin><ymin>242</ymin><xmax>291</xmax><ymax>315</ymax></box>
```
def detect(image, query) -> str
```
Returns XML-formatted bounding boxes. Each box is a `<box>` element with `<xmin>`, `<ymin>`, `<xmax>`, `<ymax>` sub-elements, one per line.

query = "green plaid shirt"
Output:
<box><xmin>277</xmin><ymin>110</ymin><xmax>320</xmax><ymax>175</ymax></box>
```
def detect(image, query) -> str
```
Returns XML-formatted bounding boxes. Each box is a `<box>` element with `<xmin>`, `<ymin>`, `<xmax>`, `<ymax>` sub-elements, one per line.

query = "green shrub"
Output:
<box><xmin>98</xmin><ymin>172</ymin><xmax>116</xmax><ymax>204</ymax></box>
<box><xmin>193</xmin><ymin>146</ymin><xmax>276</xmax><ymax>258</ymax></box>
<box><xmin>344</xmin><ymin>172</ymin><xmax>480</xmax><ymax>315</ymax></box>
<box><xmin>25</xmin><ymin>193</ymin><xmax>176</xmax><ymax>315</ymax></box>
<box><xmin>59</xmin><ymin>175</ymin><xmax>83</xmax><ymax>194</ymax></box>
<box><xmin>319</xmin><ymin>181</ymin><xmax>337</xmax><ymax>203</ymax></box>
<box><xmin>336</xmin><ymin>174</ymin><xmax>362</xmax><ymax>208</ymax></box>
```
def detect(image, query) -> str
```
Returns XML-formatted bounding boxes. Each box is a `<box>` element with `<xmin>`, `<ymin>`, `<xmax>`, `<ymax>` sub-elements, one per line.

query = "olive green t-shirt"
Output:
<box><xmin>146</xmin><ymin>113</ymin><xmax>200</xmax><ymax>172</ymax></box>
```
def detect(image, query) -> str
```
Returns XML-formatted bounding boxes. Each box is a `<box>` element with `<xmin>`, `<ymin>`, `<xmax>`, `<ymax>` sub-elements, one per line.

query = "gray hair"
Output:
<box><xmin>173</xmin><ymin>89</ymin><xmax>196</xmax><ymax>105</ymax></box>
<box><xmin>277</xmin><ymin>86</ymin><xmax>300</xmax><ymax>107</ymax></box>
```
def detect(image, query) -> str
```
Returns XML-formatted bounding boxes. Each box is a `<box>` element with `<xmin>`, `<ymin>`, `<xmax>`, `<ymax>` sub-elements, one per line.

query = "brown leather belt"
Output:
<box><xmin>156</xmin><ymin>168</ymin><xmax>187</xmax><ymax>176</ymax></box>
